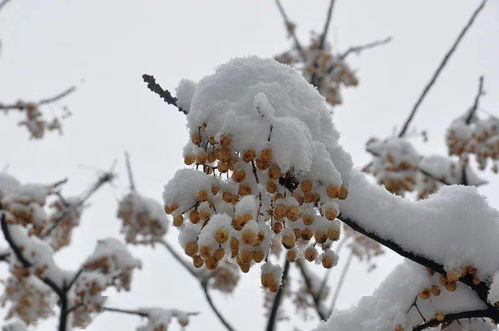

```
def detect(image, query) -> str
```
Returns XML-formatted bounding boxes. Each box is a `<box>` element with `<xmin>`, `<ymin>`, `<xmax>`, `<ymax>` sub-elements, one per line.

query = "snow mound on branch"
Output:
<box><xmin>420</xmin><ymin>155</ymin><xmax>484</xmax><ymax>186</ymax></box>
<box><xmin>137</xmin><ymin>308</ymin><xmax>190</xmax><ymax>331</ymax></box>
<box><xmin>183</xmin><ymin>56</ymin><xmax>352</xmax><ymax>185</ymax></box>
<box><xmin>340</xmin><ymin>170</ymin><xmax>499</xmax><ymax>279</ymax></box>
<box><xmin>315</xmin><ymin>261</ymin><xmax>488</xmax><ymax>331</ymax></box>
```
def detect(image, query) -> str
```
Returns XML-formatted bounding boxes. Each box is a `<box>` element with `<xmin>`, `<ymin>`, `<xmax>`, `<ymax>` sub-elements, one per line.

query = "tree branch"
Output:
<box><xmin>265</xmin><ymin>259</ymin><xmax>290</xmax><ymax>331</ymax></box>
<box><xmin>200</xmin><ymin>283</ymin><xmax>235</xmax><ymax>331</ymax></box>
<box><xmin>41</xmin><ymin>171</ymin><xmax>114</xmax><ymax>238</ymax></box>
<box><xmin>0</xmin><ymin>86</ymin><xmax>76</xmax><ymax>112</ymax></box>
<box><xmin>339</xmin><ymin>36</ymin><xmax>392</xmax><ymax>59</ymax></box>
<box><xmin>465</xmin><ymin>76</ymin><xmax>485</xmax><ymax>125</ymax></box>
<box><xmin>318</xmin><ymin>0</ymin><xmax>336</xmax><ymax>50</ymax></box>
<box><xmin>296</xmin><ymin>260</ymin><xmax>327</xmax><ymax>321</ymax></box>
<box><xmin>329</xmin><ymin>250</ymin><xmax>354</xmax><ymax>314</ymax></box>
<box><xmin>124</xmin><ymin>152</ymin><xmax>136</xmax><ymax>192</ymax></box>
<box><xmin>338</xmin><ymin>214</ymin><xmax>494</xmax><ymax>307</ymax></box>
<box><xmin>274</xmin><ymin>0</ymin><xmax>306</xmax><ymax>60</ymax></box>
<box><xmin>141</xmin><ymin>74</ymin><xmax>186</xmax><ymax>114</ymax></box>
<box><xmin>0</xmin><ymin>214</ymin><xmax>70</xmax><ymax>331</ymax></box>
<box><xmin>398</xmin><ymin>0</ymin><xmax>487</xmax><ymax>137</ymax></box>
<box><xmin>158</xmin><ymin>240</ymin><xmax>235</xmax><ymax>331</ymax></box>
<box><xmin>413</xmin><ymin>308</ymin><xmax>499</xmax><ymax>331</ymax></box>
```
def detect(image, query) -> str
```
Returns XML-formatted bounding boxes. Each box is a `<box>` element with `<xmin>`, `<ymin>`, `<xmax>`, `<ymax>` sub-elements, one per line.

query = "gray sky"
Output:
<box><xmin>1</xmin><ymin>0</ymin><xmax>498</xmax><ymax>330</ymax></box>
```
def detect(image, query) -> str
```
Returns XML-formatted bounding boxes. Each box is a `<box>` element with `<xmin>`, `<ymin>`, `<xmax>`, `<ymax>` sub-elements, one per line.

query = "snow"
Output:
<box><xmin>164</xmin><ymin>56</ymin><xmax>353</xmax><ymax>289</ymax></box>
<box><xmin>340</xmin><ymin>170</ymin><xmax>499</xmax><ymax>279</ymax></box>
<box><xmin>175</xmin><ymin>79</ymin><xmax>198</xmax><ymax>112</ymax></box>
<box><xmin>315</xmin><ymin>260</ymin><xmax>488</xmax><ymax>331</ymax></box>
<box><xmin>2</xmin><ymin>320</ymin><xmax>28</xmax><ymax>331</ymax></box>
<box><xmin>183</xmin><ymin>56</ymin><xmax>352</xmax><ymax>184</ymax></box>
<box><xmin>137</xmin><ymin>308</ymin><xmax>191</xmax><ymax>331</ymax></box>
<box><xmin>489</xmin><ymin>272</ymin><xmax>499</xmax><ymax>305</ymax></box>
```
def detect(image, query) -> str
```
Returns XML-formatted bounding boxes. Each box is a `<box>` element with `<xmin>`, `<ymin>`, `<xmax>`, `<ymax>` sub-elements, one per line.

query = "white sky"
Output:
<box><xmin>1</xmin><ymin>0</ymin><xmax>498</xmax><ymax>330</ymax></box>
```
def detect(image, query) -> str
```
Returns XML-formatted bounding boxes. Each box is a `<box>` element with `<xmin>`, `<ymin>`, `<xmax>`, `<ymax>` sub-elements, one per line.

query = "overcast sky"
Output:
<box><xmin>1</xmin><ymin>0</ymin><xmax>498</xmax><ymax>330</ymax></box>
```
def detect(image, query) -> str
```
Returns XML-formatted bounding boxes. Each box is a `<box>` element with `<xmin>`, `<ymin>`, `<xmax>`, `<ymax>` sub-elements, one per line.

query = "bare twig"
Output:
<box><xmin>274</xmin><ymin>0</ymin><xmax>306</xmax><ymax>60</ymax></box>
<box><xmin>465</xmin><ymin>76</ymin><xmax>485</xmax><ymax>124</ymax></box>
<box><xmin>398</xmin><ymin>0</ymin><xmax>487</xmax><ymax>137</ymax></box>
<box><xmin>318</xmin><ymin>0</ymin><xmax>336</xmax><ymax>50</ymax></box>
<box><xmin>158</xmin><ymin>240</ymin><xmax>235</xmax><ymax>331</ymax></box>
<box><xmin>101</xmin><ymin>306</ymin><xmax>148</xmax><ymax>317</ymax></box>
<box><xmin>200</xmin><ymin>283</ymin><xmax>235</xmax><ymax>331</ymax></box>
<box><xmin>266</xmin><ymin>259</ymin><xmax>290</xmax><ymax>331</ymax></box>
<box><xmin>141</xmin><ymin>74</ymin><xmax>187</xmax><ymax>114</ymax></box>
<box><xmin>0</xmin><ymin>86</ymin><xmax>76</xmax><ymax>112</ymax></box>
<box><xmin>124</xmin><ymin>152</ymin><xmax>136</xmax><ymax>191</ymax></box>
<box><xmin>296</xmin><ymin>261</ymin><xmax>327</xmax><ymax>321</ymax></box>
<box><xmin>41</xmin><ymin>171</ymin><xmax>114</xmax><ymax>238</ymax></box>
<box><xmin>339</xmin><ymin>37</ymin><xmax>392</xmax><ymax>59</ymax></box>
<box><xmin>329</xmin><ymin>250</ymin><xmax>354</xmax><ymax>314</ymax></box>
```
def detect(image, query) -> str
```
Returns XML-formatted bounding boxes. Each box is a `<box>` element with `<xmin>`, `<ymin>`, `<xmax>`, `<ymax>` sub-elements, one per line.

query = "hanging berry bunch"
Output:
<box><xmin>446</xmin><ymin>115</ymin><xmax>499</xmax><ymax>172</ymax></box>
<box><xmin>163</xmin><ymin>57</ymin><xmax>353</xmax><ymax>292</ymax></box>
<box><xmin>117</xmin><ymin>192</ymin><xmax>169</xmax><ymax>246</ymax></box>
<box><xmin>275</xmin><ymin>34</ymin><xmax>358</xmax><ymax>106</ymax></box>
<box><xmin>366</xmin><ymin>137</ymin><xmax>420</xmax><ymax>196</ymax></box>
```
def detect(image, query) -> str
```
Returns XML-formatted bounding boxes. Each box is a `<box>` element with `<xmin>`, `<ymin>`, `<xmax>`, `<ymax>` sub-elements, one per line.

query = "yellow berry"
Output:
<box><xmin>301</xmin><ymin>180</ymin><xmax>313</xmax><ymax>193</ymax></box>
<box><xmin>221</xmin><ymin>135</ymin><xmax>232</xmax><ymax>147</ymax></box>
<box><xmin>268</xmin><ymin>165</ymin><xmax>281</xmax><ymax>179</ymax></box>
<box><xmin>243</xmin><ymin>149</ymin><xmax>256</xmax><ymax>162</ymax></box>
<box><xmin>184</xmin><ymin>155</ymin><xmax>196</xmax><ymax>166</ymax></box>
<box><xmin>173</xmin><ymin>215</ymin><xmax>184</xmax><ymax>227</ymax></box>
<box><xmin>304</xmin><ymin>247</ymin><xmax>318</xmax><ymax>262</ymax></box>
<box><xmin>215</xmin><ymin>229</ymin><xmax>229</xmax><ymax>243</ymax></box>
<box><xmin>199</xmin><ymin>245</ymin><xmax>212</xmax><ymax>258</ymax></box>
<box><xmin>184</xmin><ymin>241</ymin><xmax>198</xmax><ymax>257</ymax></box>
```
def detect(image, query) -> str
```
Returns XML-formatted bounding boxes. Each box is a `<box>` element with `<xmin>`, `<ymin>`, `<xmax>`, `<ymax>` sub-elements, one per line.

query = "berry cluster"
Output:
<box><xmin>0</xmin><ymin>270</ymin><xmax>55</xmax><ymax>325</ymax></box>
<box><xmin>117</xmin><ymin>192</ymin><xmax>169</xmax><ymax>246</ymax></box>
<box><xmin>275</xmin><ymin>35</ymin><xmax>358</xmax><ymax>106</ymax></box>
<box><xmin>447</xmin><ymin>115</ymin><xmax>499</xmax><ymax>172</ymax></box>
<box><xmin>164</xmin><ymin>133</ymin><xmax>345</xmax><ymax>292</ymax></box>
<box><xmin>367</xmin><ymin>137</ymin><xmax>420</xmax><ymax>196</ymax></box>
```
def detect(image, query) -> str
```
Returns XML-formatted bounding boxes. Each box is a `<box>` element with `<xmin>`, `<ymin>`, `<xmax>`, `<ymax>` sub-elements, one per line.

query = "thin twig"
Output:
<box><xmin>124</xmin><ymin>152</ymin><xmax>136</xmax><ymax>191</ymax></box>
<box><xmin>398</xmin><ymin>0</ymin><xmax>487</xmax><ymax>137</ymax></box>
<box><xmin>329</xmin><ymin>250</ymin><xmax>354</xmax><ymax>315</ymax></box>
<box><xmin>296</xmin><ymin>261</ymin><xmax>327</xmax><ymax>321</ymax></box>
<box><xmin>465</xmin><ymin>76</ymin><xmax>485</xmax><ymax>124</ymax></box>
<box><xmin>141</xmin><ymin>74</ymin><xmax>187</xmax><ymax>114</ymax></box>
<box><xmin>158</xmin><ymin>240</ymin><xmax>197</xmax><ymax>278</ymax></box>
<box><xmin>41</xmin><ymin>171</ymin><xmax>114</xmax><ymax>238</ymax></box>
<box><xmin>266</xmin><ymin>259</ymin><xmax>290</xmax><ymax>331</ymax></box>
<box><xmin>201</xmin><ymin>283</ymin><xmax>235</xmax><ymax>331</ymax></box>
<box><xmin>158</xmin><ymin>240</ymin><xmax>236</xmax><ymax>331</ymax></box>
<box><xmin>318</xmin><ymin>0</ymin><xmax>336</xmax><ymax>50</ymax></box>
<box><xmin>0</xmin><ymin>86</ymin><xmax>76</xmax><ymax>112</ymax></box>
<box><xmin>339</xmin><ymin>37</ymin><xmax>392</xmax><ymax>59</ymax></box>
<box><xmin>274</xmin><ymin>0</ymin><xmax>306</xmax><ymax>60</ymax></box>
<box><xmin>101</xmin><ymin>306</ymin><xmax>148</xmax><ymax>317</ymax></box>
